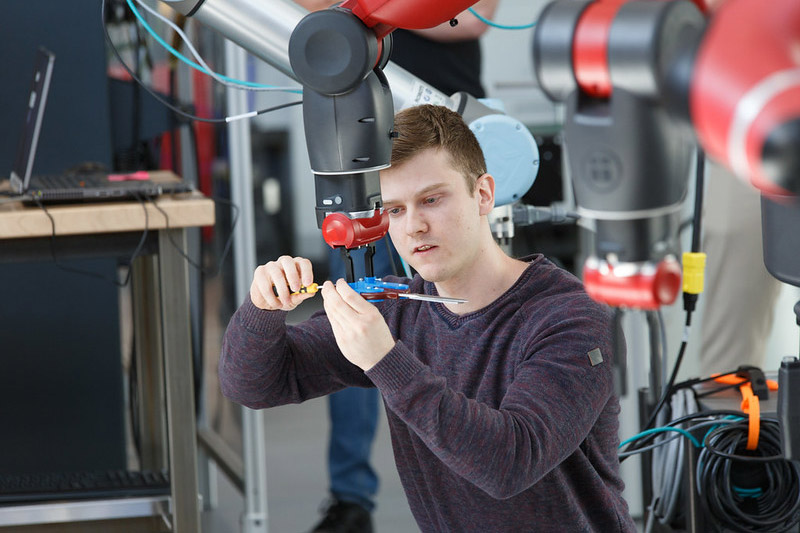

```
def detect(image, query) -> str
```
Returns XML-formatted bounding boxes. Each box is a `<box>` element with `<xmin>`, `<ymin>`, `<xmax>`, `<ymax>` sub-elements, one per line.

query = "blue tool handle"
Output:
<box><xmin>349</xmin><ymin>276</ymin><xmax>409</xmax><ymax>294</ymax></box>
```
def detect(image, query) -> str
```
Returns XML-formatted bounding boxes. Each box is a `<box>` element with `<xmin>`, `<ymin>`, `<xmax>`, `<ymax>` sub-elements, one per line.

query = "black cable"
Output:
<box><xmin>621</xmin><ymin>376</ymin><xmax>750</xmax><ymax>459</ymax></box>
<box><xmin>681</xmin><ymin>147</ymin><xmax>705</xmax><ymax>319</ymax></box>
<box><xmin>704</xmin><ymin>421</ymin><xmax>787</xmax><ymax>463</ymax></box>
<box><xmin>621</xmin><ymin>403</ymin><xmax>800</xmax><ymax>531</ymax></box>
<box><xmin>667</xmin><ymin>409</ymin><xmax>747</xmax><ymax>428</ymax></box>
<box><xmin>690</xmin><ymin>148</ymin><xmax>705</xmax><ymax>254</ymax></box>
<box><xmin>101</xmin><ymin>0</ymin><xmax>302</xmax><ymax>124</ymax></box>
<box><xmin>626</xmin><ymin>409</ymin><xmax>746</xmax><ymax>457</ymax></box>
<box><xmin>33</xmin><ymin>194</ymin><xmax>150</xmax><ymax>288</ymax></box>
<box><xmin>698</xmin><ymin>418</ymin><xmax>800</xmax><ymax>532</ymax></box>
<box><xmin>618</xmin><ymin>409</ymin><xmax>748</xmax><ymax>461</ymax></box>
<box><xmin>148</xmin><ymin>195</ymin><xmax>239</xmax><ymax>278</ymax></box>
<box><xmin>693</xmin><ymin>380</ymin><xmax>750</xmax><ymax>400</ymax></box>
<box><xmin>619</xmin><ymin>418</ymin><xmax>744</xmax><ymax>459</ymax></box>
<box><xmin>677</xmin><ymin>369</ymin><xmax>742</xmax><ymax>390</ymax></box>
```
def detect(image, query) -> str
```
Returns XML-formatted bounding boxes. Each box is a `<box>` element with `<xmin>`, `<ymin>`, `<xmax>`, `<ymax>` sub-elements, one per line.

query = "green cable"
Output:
<box><xmin>468</xmin><ymin>7</ymin><xmax>536</xmax><ymax>30</ymax></box>
<box><xmin>619</xmin><ymin>425</ymin><xmax>702</xmax><ymax>450</ymax></box>
<box><xmin>126</xmin><ymin>0</ymin><xmax>302</xmax><ymax>93</ymax></box>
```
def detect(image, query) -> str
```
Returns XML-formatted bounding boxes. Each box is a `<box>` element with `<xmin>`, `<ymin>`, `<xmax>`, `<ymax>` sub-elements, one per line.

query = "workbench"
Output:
<box><xmin>0</xmin><ymin>177</ymin><xmax>214</xmax><ymax>532</ymax></box>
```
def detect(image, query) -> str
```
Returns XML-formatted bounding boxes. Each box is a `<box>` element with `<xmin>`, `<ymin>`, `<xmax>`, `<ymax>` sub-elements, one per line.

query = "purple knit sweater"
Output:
<box><xmin>219</xmin><ymin>255</ymin><xmax>636</xmax><ymax>532</ymax></box>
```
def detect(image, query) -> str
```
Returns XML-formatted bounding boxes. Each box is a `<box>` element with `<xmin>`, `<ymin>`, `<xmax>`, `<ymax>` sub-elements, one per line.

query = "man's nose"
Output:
<box><xmin>405</xmin><ymin>208</ymin><xmax>428</xmax><ymax>235</ymax></box>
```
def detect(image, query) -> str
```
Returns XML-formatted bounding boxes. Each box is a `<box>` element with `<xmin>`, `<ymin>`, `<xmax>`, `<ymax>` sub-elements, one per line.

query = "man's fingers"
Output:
<box><xmin>335</xmin><ymin>278</ymin><xmax>373</xmax><ymax>314</ymax></box>
<box><xmin>322</xmin><ymin>279</ymin><xmax>395</xmax><ymax>369</ymax></box>
<box><xmin>322</xmin><ymin>280</ymin><xmax>357</xmax><ymax>319</ymax></box>
<box><xmin>256</xmin><ymin>268</ymin><xmax>283</xmax><ymax>309</ymax></box>
<box><xmin>291</xmin><ymin>291</ymin><xmax>317</xmax><ymax>306</ymax></box>
<box><xmin>298</xmin><ymin>257</ymin><xmax>315</xmax><ymax>288</ymax></box>
<box><xmin>277</xmin><ymin>255</ymin><xmax>304</xmax><ymax>292</ymax></box>
<box><xmin>323</xmin><ymin>280</ymin><xmax>361</xmax><ymax>315</ymax></box>
<box><xmin>264</xmin><ymin>261</ymin><xmax>293</xmax><ymax>307</ymax></box>
<box><xmin>249</xmin><ymin>264</ymin><xmax>277</xmax><ymax>309</ymax></box>
<box><xmin>320</xmin><ymin>280</ymin><xmax>340</xmax><ymax>306</ymax></box>
<box><xmin>251</xmin><ymin>257</ymin><xmax>318</xmax><ymax>310</ymax></box>
<box><xmin>321</xmin><ymin>281</ymin><xmax>347</xmax><ymax>329</ymax></box>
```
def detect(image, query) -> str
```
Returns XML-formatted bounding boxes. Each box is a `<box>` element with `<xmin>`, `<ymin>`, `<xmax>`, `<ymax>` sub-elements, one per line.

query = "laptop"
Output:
<box><xmin>9</xmin><ymin>47</ymin><xmax>192</xmax><ymax>202</ymax></box>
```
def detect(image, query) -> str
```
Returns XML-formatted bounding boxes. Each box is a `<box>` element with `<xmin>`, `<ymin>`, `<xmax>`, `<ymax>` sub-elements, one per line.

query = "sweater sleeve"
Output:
<box><xmin>219</xmin><ymin>297</ymin><xmax>374</xmax><ymax>409</ymax></box>
<box><xmin>365</xmin><ymin>304</ymin><xmax>618</xmax><ymax>500</ymax></box>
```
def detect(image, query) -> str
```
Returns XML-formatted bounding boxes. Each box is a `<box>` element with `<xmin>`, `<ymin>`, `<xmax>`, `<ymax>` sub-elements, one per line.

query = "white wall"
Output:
<box><xmin>481</xmin><ymin>0</ymin><xmax>560</xmax><ymax>127</ymax></box>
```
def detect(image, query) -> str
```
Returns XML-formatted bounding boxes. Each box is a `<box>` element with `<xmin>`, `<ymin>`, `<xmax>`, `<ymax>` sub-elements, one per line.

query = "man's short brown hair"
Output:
<box><xmin>390</xmin><ymin>105</ymin><xmax>487</xmax><ymax>193</ymax></box>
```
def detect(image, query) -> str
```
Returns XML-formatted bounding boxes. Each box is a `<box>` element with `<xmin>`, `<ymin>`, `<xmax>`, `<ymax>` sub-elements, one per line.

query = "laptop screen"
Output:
<box><xmin>10</xmin><ymin>48</ymin><xmax>55</xmax><ymax>194</ymax></box>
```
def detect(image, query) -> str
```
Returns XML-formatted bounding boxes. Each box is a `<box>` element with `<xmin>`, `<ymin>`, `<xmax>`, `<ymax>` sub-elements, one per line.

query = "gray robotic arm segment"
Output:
<box><xmin>158</xmin><ymin>0</ymin><xmax>540</xmax><ymax>223</ymax></box>
<box><xmin>161</xmin><ymin>0</ymin><xmax>306</xmax><ymax>79</ymax></box>
<box><xmin>160</xmin><ymin>0</ymin><xmax>454</xmax><ymax>110</ymax></box>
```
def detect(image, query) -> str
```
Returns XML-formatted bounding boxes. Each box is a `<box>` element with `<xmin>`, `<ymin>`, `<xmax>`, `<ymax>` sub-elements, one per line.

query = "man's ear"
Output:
<box><xmin>476</xmin><ymin>173</ymin><xmax>495</xmax><ymax>216</ymax></box>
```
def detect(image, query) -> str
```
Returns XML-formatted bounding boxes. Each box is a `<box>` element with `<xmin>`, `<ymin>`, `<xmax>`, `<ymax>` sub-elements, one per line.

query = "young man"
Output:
<box><xmin>219</xmin><ymin>105</ymin><xmax>636</xmax><ymax>532</ymax></box>
<box><xmin>290</xmin><ymin>2</ymin><xmax>500</xmax><ymax>528</ymax></box>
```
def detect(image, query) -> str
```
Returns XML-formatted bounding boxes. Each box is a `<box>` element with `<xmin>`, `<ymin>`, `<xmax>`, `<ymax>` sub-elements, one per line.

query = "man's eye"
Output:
<box><xmin>387</xmin><ymin>207</ymin><xmax>402</xmax><ymax>216</ymax></box>
<box><xmin>424</xmin><ymin>197</ymin><xmax>438</xmax><ymax>205</ymax></box>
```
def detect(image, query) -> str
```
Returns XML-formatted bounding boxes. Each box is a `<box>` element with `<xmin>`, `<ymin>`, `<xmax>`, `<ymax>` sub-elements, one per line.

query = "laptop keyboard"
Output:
<box><xmin>34</xmin><ymin>173</ymin><xmax>107</xmax><ymax>189</ymax></box>
<box><xmin>0</xmin><ymin>469</ymin><xmax>170</xmax><ymax>503</ymax></box>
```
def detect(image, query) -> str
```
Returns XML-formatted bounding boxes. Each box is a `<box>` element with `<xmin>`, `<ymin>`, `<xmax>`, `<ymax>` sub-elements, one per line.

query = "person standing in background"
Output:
<box><xmin>698</xmin><ymin>161</ymin><xmax>782</xmax><ymax>375</ymax></box>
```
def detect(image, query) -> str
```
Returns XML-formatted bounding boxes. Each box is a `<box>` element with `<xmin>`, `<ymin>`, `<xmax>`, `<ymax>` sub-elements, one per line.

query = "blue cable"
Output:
<box><xmin>126</xmin><ymin>0</ymin><xmax>302</xmax><ymax>93</ymax></box>
<box><xmin>733</xmin><ymin>486</ymin><xmax>764</xmax><ymax>498</ymax></box>
<box><xmin>468</xmin><ymin>7</ymin><xmax>536</xmax><ymax>30</ymax></box>
<box><xmin>619</xmin><ymin>426</ymin><xmax>702</xmax><ymax>450</ymax></box>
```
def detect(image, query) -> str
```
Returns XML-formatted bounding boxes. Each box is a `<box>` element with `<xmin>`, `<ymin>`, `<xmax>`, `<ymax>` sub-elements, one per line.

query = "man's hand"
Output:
<box><xmin>321</xmin><ymin>279</ymin><xmax>396</xmax><ymax>371</ymax></box>
<box><xmin>250</xmin><ymin>255</ymin><xmax>316</xmax><ymax>311</ymax></box>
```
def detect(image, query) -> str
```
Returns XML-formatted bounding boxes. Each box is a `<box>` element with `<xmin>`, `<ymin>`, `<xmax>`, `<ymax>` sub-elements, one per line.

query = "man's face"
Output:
<box><xmin>380</xmin><ymin>148</ymin><xmax>492</xmax><ymax>283</ymax></box>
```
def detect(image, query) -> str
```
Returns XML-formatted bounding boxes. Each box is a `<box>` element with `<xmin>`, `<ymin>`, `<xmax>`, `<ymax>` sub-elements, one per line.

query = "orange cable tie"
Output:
<box><xmin>739</xmin><ymin>384</ymin><xmax>760</xmax><ymax>450</ymax></box>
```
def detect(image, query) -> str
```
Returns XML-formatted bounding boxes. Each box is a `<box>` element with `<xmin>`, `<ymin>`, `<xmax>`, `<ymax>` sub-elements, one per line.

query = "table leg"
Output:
<box><xmin>158</xmin><ymin>228</ymin><xmax>200</xmax><ymax>532</ymax></box>
<box><xmin>131</xmin><ymin>254</ymin><xmax>169</xmax><ymax>472</ymax></box>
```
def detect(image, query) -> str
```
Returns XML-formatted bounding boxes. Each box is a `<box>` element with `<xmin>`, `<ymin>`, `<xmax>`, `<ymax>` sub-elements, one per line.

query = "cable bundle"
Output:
<box><xmin>619</xmin><ymin>368</ymin><xmax>800</xmax><ymax>532</ymax></box>
<box><xmin>697</xmin><ymin>418</ymin><xmax>800</xmax><ymax>532</ymax></box>
<box><xmin>650</xmin><ymin>389</ymin><xmax>698</xmax><ymax>526</ymax></box>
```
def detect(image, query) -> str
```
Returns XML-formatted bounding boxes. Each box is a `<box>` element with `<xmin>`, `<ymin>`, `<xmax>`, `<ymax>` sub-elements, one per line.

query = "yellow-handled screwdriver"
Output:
<box><xmin>291</xmin><ymin>283</ymin><xmax>319</xmax><ymax>295</ymax></box>
<box><xmin>273</xmin><ymin>283</ymin><xmax>319</xmax><ymax>296</ymax></box>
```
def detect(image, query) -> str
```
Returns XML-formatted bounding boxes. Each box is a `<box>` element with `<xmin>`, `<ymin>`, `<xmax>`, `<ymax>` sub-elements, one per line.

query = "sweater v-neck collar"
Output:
<box><xmin>426</xmin><ymin>254</ymin><xmax>545</xmax><ymax>328</ymax></box>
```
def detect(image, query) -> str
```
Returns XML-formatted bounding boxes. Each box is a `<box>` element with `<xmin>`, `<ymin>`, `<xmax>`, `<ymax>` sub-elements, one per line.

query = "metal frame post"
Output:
<box><xmin>225</xmin><ymin>41</ymin><xmax>270</xmax><ymax>533</ymax></box>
